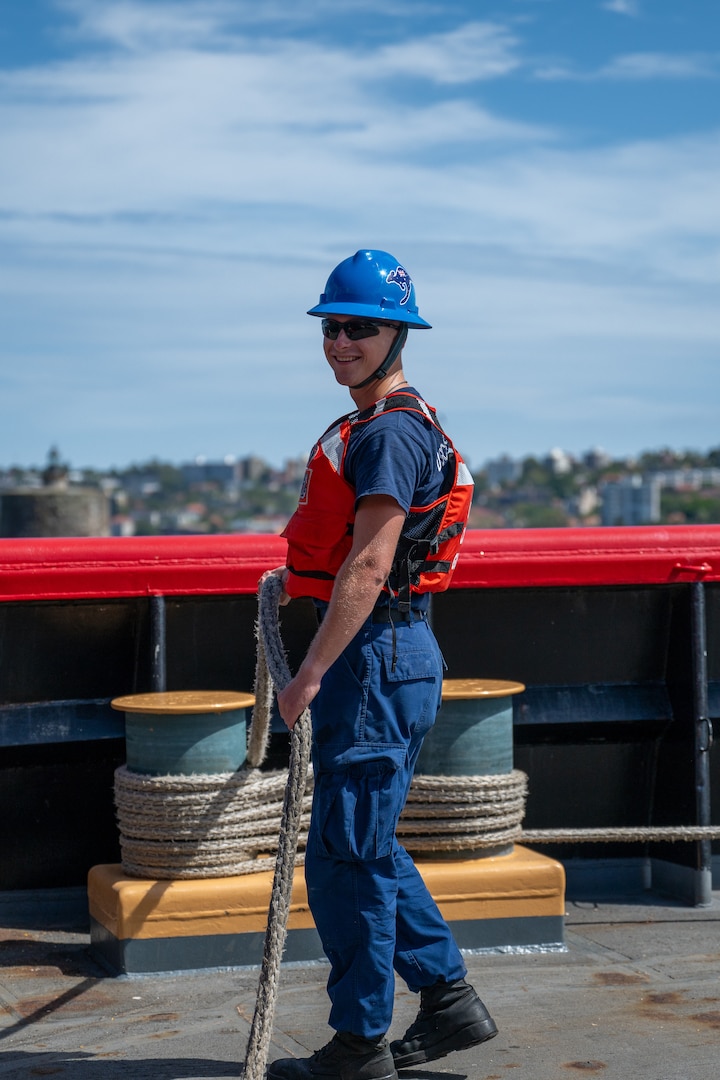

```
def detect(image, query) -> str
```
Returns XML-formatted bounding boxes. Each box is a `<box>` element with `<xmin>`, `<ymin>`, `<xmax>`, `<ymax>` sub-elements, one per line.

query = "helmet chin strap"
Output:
<box><xmin>350</xmin><ymin>324</ymin><xmax>409</xmax><ymax>391</ymax></box>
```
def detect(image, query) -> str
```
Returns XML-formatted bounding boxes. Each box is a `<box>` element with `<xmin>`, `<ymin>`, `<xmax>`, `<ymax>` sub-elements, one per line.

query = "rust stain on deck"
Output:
<box><xmin>15</xmin><ymin>988</ymin><xmax>115</xmax><ymax>1020</ymax></box>
<box><xmin>592</xmin><ymin>971</ymin><xmax>648</xmax><ymax>986</ymax></box>
<box><xmin>691</xmin><ymin>1011</ymin><xmax>720</xmax><ymax>1029</ymax></box>
<box><xmin>643</xmin><ymin>991</ymin><xmax>685</xmax><ymax>1006</ymax></box>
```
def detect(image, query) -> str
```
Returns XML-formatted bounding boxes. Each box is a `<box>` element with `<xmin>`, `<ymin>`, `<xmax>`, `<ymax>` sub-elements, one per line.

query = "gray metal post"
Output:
<box><xmin>150</xmin><ymin>594</ymin><xmax>167</xmax><ymax>692</ymax></box>
<box><xmin>691</xmin><ymin>580</ymin><xmax>713</xmax><ymax>906</ymax></box>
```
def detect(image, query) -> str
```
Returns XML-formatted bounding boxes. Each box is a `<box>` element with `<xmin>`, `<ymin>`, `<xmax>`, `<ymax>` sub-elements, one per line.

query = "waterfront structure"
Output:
<box><xmin>0</xmin><ymin>448</ymin><xmax>110</xmax><ymax>538</ymax></box>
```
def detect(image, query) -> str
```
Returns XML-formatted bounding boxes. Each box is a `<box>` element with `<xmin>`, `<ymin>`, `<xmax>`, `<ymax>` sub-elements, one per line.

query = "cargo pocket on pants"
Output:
<box><xmin>313</xmin><ymin>762</ymin><xmax>403</xmax><ymax>862</ymax></box>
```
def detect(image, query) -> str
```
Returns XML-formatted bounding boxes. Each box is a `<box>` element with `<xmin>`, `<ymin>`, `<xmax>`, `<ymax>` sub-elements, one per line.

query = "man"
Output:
<box><xmin>264</xmin><ymin>250</ymin><xmax>497</xmax><ymax>1080</ymax></box>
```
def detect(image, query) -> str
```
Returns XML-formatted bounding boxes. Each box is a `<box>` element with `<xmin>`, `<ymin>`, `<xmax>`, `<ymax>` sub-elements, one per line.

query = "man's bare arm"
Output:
<box><xmin>276</xmin><ymin>494</ymin><xmax>406</xmax><ymax>729</ymax></box>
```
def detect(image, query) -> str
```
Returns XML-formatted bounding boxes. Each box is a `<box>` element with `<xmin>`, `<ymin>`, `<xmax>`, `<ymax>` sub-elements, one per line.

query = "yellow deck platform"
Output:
<box><xmin>89</xmin><ymin>845</ymin><xmax>566</xmax><ymax>974</ymax></box>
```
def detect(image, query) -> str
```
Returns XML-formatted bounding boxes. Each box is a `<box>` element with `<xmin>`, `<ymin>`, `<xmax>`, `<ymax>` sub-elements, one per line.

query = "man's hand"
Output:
<box><xmin>277</xmin><ymin>671</ymin><xmax>322</xmax><ymax>732</ymax></box>
<box><xmin>259</xmin><ymin>565</ymin><xmax>290</xmax><ymax>606</ymax></box>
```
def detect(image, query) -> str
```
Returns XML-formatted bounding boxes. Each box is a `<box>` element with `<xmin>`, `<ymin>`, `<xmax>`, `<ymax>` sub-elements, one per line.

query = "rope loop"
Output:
<box><xmin>242</xmin><ymin>575</ymin><xmax>311</xmax><ymax>1080</ymax></box>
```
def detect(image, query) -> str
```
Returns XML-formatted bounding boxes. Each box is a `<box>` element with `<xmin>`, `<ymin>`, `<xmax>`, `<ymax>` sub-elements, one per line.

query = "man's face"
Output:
<box><xmin>322</xmin><ymin>317</ymin><xmax>400</xmax><ymax>388</ymax></box>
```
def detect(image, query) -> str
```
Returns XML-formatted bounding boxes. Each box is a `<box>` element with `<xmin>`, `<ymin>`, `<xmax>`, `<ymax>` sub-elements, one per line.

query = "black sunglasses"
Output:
<box><xmin>321</xmin><ymin>318</ymin><xmax>396</xmax><ymax>341</ymax></box>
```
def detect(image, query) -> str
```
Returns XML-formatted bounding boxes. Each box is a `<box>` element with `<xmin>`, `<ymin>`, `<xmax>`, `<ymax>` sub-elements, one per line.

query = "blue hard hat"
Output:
<box><xmin>307</xmin><ymin>250</ymin><xmax>431</xmax><ymax>328</ymax></box>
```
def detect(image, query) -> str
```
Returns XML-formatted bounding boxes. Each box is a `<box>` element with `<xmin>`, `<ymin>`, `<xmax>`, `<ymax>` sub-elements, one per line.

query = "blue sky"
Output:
<box><xmin>1</xmin><ymin>0</ymin><xmax>718</xmax><ymax>473</ymax></box>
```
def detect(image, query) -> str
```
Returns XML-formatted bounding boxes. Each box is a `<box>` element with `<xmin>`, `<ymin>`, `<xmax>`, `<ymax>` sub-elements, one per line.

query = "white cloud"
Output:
<box><xmin>1</xmin><ymin>1</ymin><xmax>719</xmax><ymax>468</ymax></box>
<box><xmin>58</xmin><ymin>0</ymin><xmax>468</xmax><ymax>52</ymax></box>
<box><xmin>598</xmin><ymin>51</ymin><xmax>720</xmax><ymax>79</ymax></box>
<box><xmin>536</xmin><ymin>50</ymin><xmax>720</xmax><ymax>81</ymax></box>
<box><xmin>2</xmin><ymin>11</ymin><xmax>718</xmax><ymax>282</ymax></box>
<box><xmin>602</xmin><ymin>0</ymin><xmax>640</xmax><ymax>16</ymax></box>
<box><xmin>59</xmin><ymin>0</ymin><xmax>239</xmax><ymax>51</ymax></box>
<box><xmin>377</xmin><ymin>22</ymin><xmax>522</xmax><ymax>84</ymax></box>
<box><xmin>0</xmin><ymin>21</ymin><xmax>546</xmax><ymax>220</ymax></box>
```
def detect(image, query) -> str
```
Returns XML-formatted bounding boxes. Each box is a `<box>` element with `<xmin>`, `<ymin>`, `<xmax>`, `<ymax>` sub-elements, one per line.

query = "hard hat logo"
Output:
<box><xmin>386</xmin><ymin>265</ymin><xmax>412</xmax><ymax>306</ymax></box>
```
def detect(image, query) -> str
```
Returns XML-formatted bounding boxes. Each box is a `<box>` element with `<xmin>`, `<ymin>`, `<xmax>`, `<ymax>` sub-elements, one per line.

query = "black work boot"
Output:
<box><xmin>267</xmin><ymin>1031</ymin><xmax>398</xmax><ymax>1080</ymax></box>
<box><xmin>390</xmin><ymin>979</ymin><xmax>497</xmax><ymax>1070</ymax></box>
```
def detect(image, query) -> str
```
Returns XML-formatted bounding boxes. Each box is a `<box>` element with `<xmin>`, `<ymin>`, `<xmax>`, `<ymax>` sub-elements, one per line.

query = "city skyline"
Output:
<box><xmin>3</xmin><ymin>437</ymin><xmax>719</xmax><ymax>480</ymax></box>
<box><xmin>1</xmin><ymin>1</ymin><xmax>719</xmax><ymax>474</ymax></box>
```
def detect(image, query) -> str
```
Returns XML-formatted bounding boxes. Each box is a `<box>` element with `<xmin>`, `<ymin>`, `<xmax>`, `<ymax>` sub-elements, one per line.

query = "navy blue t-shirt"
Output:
<box><xmin>342</xmin><ymin>388</ymin><xmax>456</xmax><ymax>611</ymax></box>
<box><xmin>343</xmin><ymin>388</ymin><xmax>453</xmax><ymax>511</ymax></box>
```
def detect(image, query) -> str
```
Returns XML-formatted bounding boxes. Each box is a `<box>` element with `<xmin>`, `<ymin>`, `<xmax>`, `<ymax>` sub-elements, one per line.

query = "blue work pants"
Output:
<box><xmin>305</xmin><ymin>613</ymin><xmax>467</xmax><ymax>1039</ymax></box>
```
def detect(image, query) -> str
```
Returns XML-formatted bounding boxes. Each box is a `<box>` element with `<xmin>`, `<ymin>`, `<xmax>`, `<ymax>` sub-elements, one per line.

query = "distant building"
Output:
<box><xmin>121</xmin><ymin>473</ymin><xmax>162</xmax><ymax>497</ymax></box>
<box><xmin>647</xmin><ymin>467</ymin><xmax>720</xmax><ymax>490</ymax></box>
<box><xmin>600</xmin><ymin>475</ymin><xmax>661</xmax><ymax>526</ymax></box>
<box><xmin>229</xmin><ymin>514</ymin><xmax>289</xmax><ymax>534</ymax></box>
<box><xmin>545</xmin><ymin>448</ymin><xmax>574</xmax><ymax>475</ymax></box>
<box><xmin>582</xmin><ymin>447</ymin><xmax>612</xmax><ymax>470</ymax></box>
<box><xmin>485</xmin><ymin>454</ymin><xmax>523</xmax><ymax>488</ymax></box>
<box><xmin>278</xmin><ymin>455</ymin><xmax>309</xmax><ymax>488</ymax></box>
<box><xmin>238</xmin><ymin>456</ymin><xmax>271</xmax><ymax>485</ymax></box>
<box><xmin>570</xmin><ymin>486</ymin><xmax>599</xmax><ymax>518</ymax></box>
<box><xmin>110</xmin><ymin>515</ymin><xmax>136</xmax><ymax>537</ymax></box>
<box><xmin>182</xmin><ymin>455</ymin><xmax>288</xmax><ymax>488</ymax></box>
<box><xmin>181</xmin><ymin>459</ymin><xmax>241</xmax><ymax>490</ymax></box>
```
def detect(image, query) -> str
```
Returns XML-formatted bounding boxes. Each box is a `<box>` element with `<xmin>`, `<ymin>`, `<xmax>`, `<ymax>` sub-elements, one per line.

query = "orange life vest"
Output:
<box><xmin>282</xmin><ymin>391</ymin><xmax>474</xmax><ymax>610</ymax></box>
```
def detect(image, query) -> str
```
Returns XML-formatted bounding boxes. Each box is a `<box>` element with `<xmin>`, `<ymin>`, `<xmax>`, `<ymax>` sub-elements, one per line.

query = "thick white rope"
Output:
<box><xmin>400</xmin><ymin>770</ymin><xmax>528</xmax><ymax>850</ymax></box>
<box><xmin>241</xmin><ymin>574</ymin><xmax>312</xmax><ymax>1080</ymax></box>
<box><xmin>521</xmin><ymin>825</ymin><xmax>720</xmax><ymax>843</ymax></box>
<box><xmin>114</xmin><ymin>765</ymin><xmax>313</xmax><ymax>877</ymax></box>
<box><xmin>113</xmin><ymin>767</ymin><xmax>528</xmax><ymax>878</ymax></box>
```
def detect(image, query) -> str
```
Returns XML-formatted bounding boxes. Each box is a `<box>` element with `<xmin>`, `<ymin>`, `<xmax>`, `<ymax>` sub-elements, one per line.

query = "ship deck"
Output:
<box><xmin>1</xmin><ymin>887</ymin><xmax>719</xmax><ymax>1079</ymax></box>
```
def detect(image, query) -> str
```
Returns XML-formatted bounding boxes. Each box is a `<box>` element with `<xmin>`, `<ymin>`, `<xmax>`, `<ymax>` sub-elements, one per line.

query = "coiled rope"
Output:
<box><xmin>400</xmin><ymin>771</ymin><xmax>528</xmax><ymax>851</ymax></box>
<box><xmin>114</xmin><ymin>764</ymin><xmax>529</xmax><ymax>876</ymax></box>
<box><xmin>114</xmin><ymin>766</ymin><xmax>313</xmax><ymax>878</ymax></box>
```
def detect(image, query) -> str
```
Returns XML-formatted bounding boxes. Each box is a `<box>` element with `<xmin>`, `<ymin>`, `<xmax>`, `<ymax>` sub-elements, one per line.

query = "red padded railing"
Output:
<box><xmin>1</xmin><ymin>526</ymin><xmax>719</xmax><ymax>602</ymax></box>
